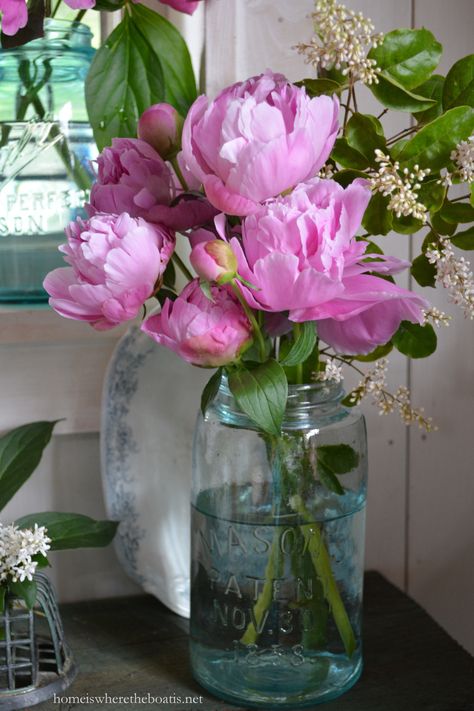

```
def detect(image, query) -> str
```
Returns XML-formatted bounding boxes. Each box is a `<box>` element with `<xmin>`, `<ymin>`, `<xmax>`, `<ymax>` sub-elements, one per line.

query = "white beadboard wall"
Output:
<box><xmin>0</xmin><ymin>0</ymin><xmax>472</xmax><ymax>654</ymax></box>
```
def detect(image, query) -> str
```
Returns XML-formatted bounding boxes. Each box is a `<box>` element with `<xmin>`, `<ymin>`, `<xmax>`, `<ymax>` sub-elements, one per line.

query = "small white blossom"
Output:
<box><xmin>295</xmin><ymin>0</ymin><xmax>384</xmax><ymax>85</ymax></box>
<box><xmin>370</xmin><ymin>150</ymin><xmax>430</xmax><ymax>223</ymax></box>
<box><xmin>440</xmin><ymin>135</ymin><xmax>474</xmax><ymax>186</ymax></box>
<box><xmin>349</xmin><ymin>359</ymin><xmax>436</xmax><ymax>431</ymax></box>
<box><xmin>317</xmin><ymin>164</ymin><xmax>335</xmax><ymax>179</ymax></box>
<box><xmin>425</xmin><ymin>237</ymin><xmax>474</xmax><ymax>319</ymax></box>
<box><xmin>315</xmin><ymin>357</ymin><xmax>344</xmax><ymax>383</ymax></box>
<box><xmin>0</xmin><ymin>523</ymin><xmax>51</xmax><ymax>584</ymax></box>
<box><xmin>422</xmin><ymin>307</ymin><xmax>451</xmax><ymax>327</ymax></box>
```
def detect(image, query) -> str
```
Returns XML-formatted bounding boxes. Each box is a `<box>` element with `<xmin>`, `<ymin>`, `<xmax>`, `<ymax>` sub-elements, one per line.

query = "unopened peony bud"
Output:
<box><xmin>137</xmin><ymin>103</ymin><xmax>184</xmax><ymax>160</ymax></box>
<box><xmin>190</xmin><ymin>240</ymin><xmax>238</xmax><ymax>284</ymax></box>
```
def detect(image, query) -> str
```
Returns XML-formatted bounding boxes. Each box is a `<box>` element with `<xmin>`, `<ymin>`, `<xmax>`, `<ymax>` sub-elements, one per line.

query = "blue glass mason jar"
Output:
<box><xmin>191</xmin><ymin>377</ymin><xmax>368</xmax><ymax>708</ymax></box>
<box><xmin>0</xmin><ymin>20</ymin><xmax>96</xmax><ymax>304</ymax></box>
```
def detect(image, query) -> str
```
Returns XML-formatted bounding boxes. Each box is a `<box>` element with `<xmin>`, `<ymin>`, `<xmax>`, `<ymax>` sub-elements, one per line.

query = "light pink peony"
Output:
<box><xmin>0</xmin><ymin>0</ymin><xmax>94</xmax><ymax>35</ymax></box>
<box><xmin>181</xmin><ymin>71</ymin><xmax>339</xmax><ymax>216</ymax></box>
<box><xmin>44</xmin><ymin>213</ymin><xmax>175</xmax><ymax>331</ymax></box>
<box><xmin>89</xmin><ymin>138</ymin><xmax>218</xmax><ymax>232</ymax></box>
<box><xmin>142</xmin><ymin>279</ymin><xmax>252</xmax><ymax>366</ymax></box>
<box><xmin>138</xmin><ymin>103</ymin><xmax>184</xmax><ymax>160</ymax></box>
<box><xmin>231</xmin><ymin>178</ymin><xmax>428</xmax><ymax>354</ymax></box>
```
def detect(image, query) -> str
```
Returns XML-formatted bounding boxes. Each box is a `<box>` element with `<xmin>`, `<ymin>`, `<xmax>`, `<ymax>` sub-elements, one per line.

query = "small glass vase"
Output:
<box><xmin>190</xmin><ymin>377</ymin><xmax>367</xmax><ymax>708</ymax></box>
<box><xmin>0</xmin><ymin>19</ymin><xmax>96</xmax><ymax>305</ymax></box>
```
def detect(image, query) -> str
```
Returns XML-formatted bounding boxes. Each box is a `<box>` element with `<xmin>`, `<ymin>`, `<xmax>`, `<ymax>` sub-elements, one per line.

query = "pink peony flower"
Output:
<box><xmin>89</xmin><ymin>138</ymin><xmax>217</xmax><ymax>232</ymax></box>
<box><xmin>142</xmin><ymin>0</ymin><xmax>202</xmax><ymax>14</ymax></box>
<box><xmin>181</xmin><ymin>70</ymin><xmax>339</xmax><ymax>216</ymax></box>
<box><xmin>138</xmin><ymin>103</ymin><xmax>184</xmax><ymax>160</ymax></box>
<box><xmin>44</xmin><ymin>213</ymin><xmax>175</xmax><ymax>331</ymax></box>
<box><xmin>0</xmin><ymin>0</ymin><xmax>28</xmax><ymax>35</ymax></box>
<box><xmin>231</xmin><ymin>178</ymin><xmax>428</xmax><ymax>354</ymax></box>
<box><xmin>142</xmin><ymin>279</ymin><xmax>252</xmax><ymax>366</ymax></box>
<box><xmin>190</xmin><ymin>240</ymin><xmax>238</xmax><ymax>284</ymax></box>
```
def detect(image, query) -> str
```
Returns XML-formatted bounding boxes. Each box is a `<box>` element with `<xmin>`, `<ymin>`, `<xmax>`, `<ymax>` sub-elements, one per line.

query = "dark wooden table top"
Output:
<box><xmin>39</xmin><ymin>572</ymin><xmax>474</xmax><ymax>711</ymax></box>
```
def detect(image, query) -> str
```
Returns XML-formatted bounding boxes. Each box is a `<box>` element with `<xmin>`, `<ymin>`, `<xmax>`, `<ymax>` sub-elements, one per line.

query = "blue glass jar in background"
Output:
<box><xmin>0</xmin><ymin>20</ymin><xmax>96</xmax><ymax>304</ymax></box>
<box><xmin>191</xmin><ymin>378</ymin><xmax>368</xmax><ymax>708</ymax></box>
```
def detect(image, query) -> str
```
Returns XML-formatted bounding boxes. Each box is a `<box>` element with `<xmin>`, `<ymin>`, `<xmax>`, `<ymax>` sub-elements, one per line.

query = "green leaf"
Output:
<box><xmin>228</xmin><ymin>360</ymin><xmax>288</xmax><ymax>436</ymax></box>
<box><xmin>412</xmin><ymin>75</ymin><xmax>445</xmax><ymax>124</ymax></box>
<box><xmin>421</xmin><ymin>230</ymin><xmax>439</xmax><ymax>252</ymax></box>
<box><xmin>417</xmin><ymin>178</ymin><xmax>446</xmax><ymax>212</ymax></box>
<box><xmin>201</xmin><ymin>369</ymin><xmax>222</xmax><ymax>416</ymax></box>
<box><xmin>0</xmin><ymin>421</ymin><xmax>57</xmax><ymax>513</ymax></box>
<box><xmin>9</xmin><ymin>579</ymin><xmax>37</xmax><ymax>610</ymax></box>
<box><xmin>345</xmin><ymin>114</ymin><xmax>386</xmax><ymax>166</ymax></box>
<box><xmin>0</xmin><ymin>586</ymin><xmax>5</xmax><ymax>614</ymax></box>
<box><xmin>369</xmin><ymin>29</ymin><xmax>442</xmax><ymax>90</ymax></box>
<box><xmin>85</xmin><ymin>7</ymin><xmax>196</xmax><ymax>150</ymax></box>
<box><xmin>31</xmin><ymin>553</ymin><xmax>50</xmax><ymax>569</ymax></box>
<box><xmin>362</xmin><ymin>192</ymin><xmax>393</xmax><ymax>235</ymax></box>
<box><xmin>392</xmin><ymin>215</ymin><xmax>424</xmax><ymax>234</ymax></box>
<box><xmin>92</xmin><ymin>0</ymin><xmax>126</xmax><ymax>9</ymax></box>
<box><xmin>354</xmin><ymin>342</ymin><xmax>393</xmax><ymax>362</ymax></box>
<box><xmin>431</xmin><ymin>210</ymin><xmax>457</xmax><ymax>236</ymax></box>
<box><xmin>443</xmin><ymin>54</ymin><xmax>474</xmax><ymax>110</ymax></box>
<box><xmin>332</xmin><ymin>169</ymin><xmax>368</xmax><ymax>187</ymax></box>
<box><xmin>279</xmin><ymin>323</ymin><xmax>317</xmax><ymax>367</ymax></box>
<box><xmin>369</xmin><ymin>72</ymin><xmax>437</xmax><ymax>112</ymax></box>
<box><xmin>316</xmin><ymin>444</ymin><xmax>359</xmax><ymax>496</ymax></box>
<box><xmin>411</xmin><ymin>253</ymin><xmax>436</xmax><ymax>287</ymax></box>
<box><xmin>451</xmin><ymin>226</ymin><xmax>474</xmax><ymax>250</ymax></box>
<box><xmin>440</xmin><ymin>202</ymin><xmax>474</xmax><ymax>223</ymax></box>
<box><xmin>397</xmin><ymin>107</ymin><xmax>474</xmax><ymax>170</ymax></box>
<box><xmin>331</xmin><ymin>138</ymin><xmax>369</xmax><ymax>170</ymax></box>
<box><xmin>16</xmin><ymin>513</ymin><xmax>118</xmax><ymax>551</ymax></box>
<box><xmin>393</xmin><ymin>322</ymin><xmax>437</xmax><ymax>358</ymax></box>
<box><xmin>296</xmin><ymin>78</ymin><xmax>343</xmax><ymax>97</ymax></box>
<box><xmin>363</xmin><ymin>240</ymin><xmax>385</xmax><ymax>255</ymax></box>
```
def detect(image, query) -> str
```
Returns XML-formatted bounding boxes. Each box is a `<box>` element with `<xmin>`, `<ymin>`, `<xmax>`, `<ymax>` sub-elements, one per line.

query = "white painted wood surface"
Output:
<box><xmin>0</xmin><ymin>0</ymin><xmax>472</xmax><ymax>653</ymax></box>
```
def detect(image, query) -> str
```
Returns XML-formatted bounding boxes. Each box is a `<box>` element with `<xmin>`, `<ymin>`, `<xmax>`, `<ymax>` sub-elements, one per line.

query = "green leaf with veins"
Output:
<box><xmin>443</xmin><ymin>55</ymin><xmax>474</xmax><ymax>110</ymax></box>
<box><xmin>413</xmin><ymin>75</ymin><xmax>445</xmax><ymax>124</ymax></box>
<box><xmin>228</xmin><ymin>360</ymin><xmax>288</xmax><ymax>436</ymax></box>
<box><xmin>368</xmin><ymin>29</ymin><xmax>442</xmax><ymax>90</ymax></box>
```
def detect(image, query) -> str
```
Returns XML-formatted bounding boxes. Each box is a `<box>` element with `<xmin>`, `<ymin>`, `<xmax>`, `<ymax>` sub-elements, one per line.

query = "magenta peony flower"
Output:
<box><xmin>0</xmin><ymin>0</ymin><xmax>28</xmax><ymax>35</ymax></box>
<box><xmin>142</xmin><ymin>279</ymin><xmax>252</xmax><ymax>366</ymax></box>
<box><xmin>44</xmin><ymin>213</ymin><xmax>175</xmax><ymax>331</ymax></box>
<box><xmin>138</xmin><ymin>103</ymin><xmax>184</xmax><ymax>160</ymax></box>
<box><xmin>231</xmin><ymin>178</ymin><xmax>428</xmax><ymax>354</ymax></box>
<box><xmin>89</xmin><ymin>138</ymin><xmax>217</xmax><ymax>232</ymax></box>
<box><xmin>181</xmin><ymin>70</ymin><xmax>339</xmax><ymax>216</ymax></box>
<box><xmin>142</xmin><ymin>0</ymin><xmax>202</xmax><ymax>14</ymax></box>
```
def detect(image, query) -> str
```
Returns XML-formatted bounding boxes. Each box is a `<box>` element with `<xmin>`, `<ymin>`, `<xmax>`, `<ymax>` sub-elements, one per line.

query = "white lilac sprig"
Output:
<box><xmin>295</xmin><ymin>0</ymin><xmax>384</xmax><ymax>85</ymax></box>
<box><xmin>423</xmin><ymin>307</ymin><xmax>451</xmax><ymax>327</ymax></box>
<box><xmin>348</xmin><ymin>359</ymin><xmax>436</xmax><ymax>431</ymax></box>
<box><xmin>313</xmin><ymin>357</ymin><xmax>344</xmax><ymax>383</ymax></box>
<box><xmin>0</xmin><ymin>523</ymin><xmax>51</xmax><ymax>584</ymax></box>
<box><xmin>425</xmin><ymin>237</ymin><xmax>474</xmax><ymax>319</ymax></box>
<box><xmin>440</xmin><ymin>135</ymin><xmax>474</xmax><ymax>186</ymax></box>
<box><xmin>370</xmin><ymin>150</ymin><xmax>431</xmax><ymax>223</ymax></box>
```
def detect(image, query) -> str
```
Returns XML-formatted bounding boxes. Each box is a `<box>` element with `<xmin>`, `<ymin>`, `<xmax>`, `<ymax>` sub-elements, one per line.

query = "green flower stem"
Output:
<box><xmin>230</xmin><ymin>281</ymin><xmax>266</xmax><ymax>361</ymax></box>
<box><xmin>51</xmin><ymin>0</ymin><xmax>62</xmax><ymax>16</ymax></box>
<box><xmin>292</xmin><ymin>496</ymin><xmax>356</xmax><ymax>658</ymax></box>
<box><xmin>171</xmin><ymin>157</ymin><xmax>189</xmax><ymax>192</ymax></box>
<box><xmin>172</xmin><ymin>252</ymin><xmax>194</xmax><ymax>282</ymax></box>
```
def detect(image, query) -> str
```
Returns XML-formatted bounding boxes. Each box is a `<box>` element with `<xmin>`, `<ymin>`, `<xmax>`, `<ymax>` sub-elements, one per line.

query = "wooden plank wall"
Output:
<box><xmin>0</xmin><ymin>0</ymin><xmax>472</xmax><ymax>654</ymax></box>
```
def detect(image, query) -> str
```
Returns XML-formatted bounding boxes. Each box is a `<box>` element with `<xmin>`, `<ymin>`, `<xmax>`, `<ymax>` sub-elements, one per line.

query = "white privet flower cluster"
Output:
<box><xmin>348</xmin><ymin>359</ymin><xmax>436</xmax><ymax>431</ymax></box>
<box><xmin>370</xmin><ymin>150</ymin><xmax>431</xmax><ymax>223</ymax></box>
<box><xmin>314</xmin><ymin>358</ymin><xmax>344</xmax><ymax>383</ymax></box>
<box><xmin>318</xmin><ymin>164</ymin><xmax>335</xmax><ymax>179</ymax></box>
<box><xmin>441</xmin><ymin>135</ymin><xmax>474</xmax><ymax>186</ymax></box>
<box><xmin>0</xmin><ymin>523</ymin><xmax>51</xmax><ymax>584</ymax></box>
<box><xmin>295</xmin><ymin>0</ymin><xmax>384</xmax><ymax>85</ymax></box>
<box><xmin>422</xmin><ymin>307</ymin><xmax>451</xmax><ymax>327</ymax></box>
<box><xmin>425</xmin><ymin>237</ymin><xmax>474</xmax><ymax>319</ymax></box>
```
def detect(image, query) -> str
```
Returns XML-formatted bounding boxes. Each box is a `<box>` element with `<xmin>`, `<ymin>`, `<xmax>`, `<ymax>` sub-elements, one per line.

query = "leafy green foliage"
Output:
<box><xmin>0</xmin><ymin>421</ymin><xmax>57</xmax><ymax>512</ymax></box>
<box><xmin>393</xmin><ymin>322</ymin><xmax>437</xmax><ymax>358</ymax></box>
<box><xmin>392</xmin><ymin>215</ymin><xmax>424</xmax><ymax>234</ymax></box>
<box><xmin>369</xmin><ymin>74</ymin><xmax>437</xmax><ymax>112</ymax></box>
<box><xmin>443</xmin><ymin>54</ymin><xmax>474</xmax><ymax>110</ymax></box>
<box><xmin>431</xmin><ymin>211</ymin><xmax>457</xmax><ymax>236</ymax></box>
<box><xmin>85</xmin><ymin>6</ymin><xmax>197</xmax><ymax>150</ymax></box>
<box><xmin>9</xmin><ymin>579</ymin><xmax>37</xmax><ymax>610</ymax></box>
<box><xmin>333</xmin><ymin>169</ymin><xmax>368</xmax><ymax>187</ymax></box>
<box><xmin>201</xmin><ymin>369</ymin><xmax>223</xmax><ymax>416</ymax></box>
<box><xmin>369</xmin><ymin>29</ymin><xmax>442</xmax><ymax>90</ymax></box>
<box><xmin>362</xmin><ymin>193</ymin><xmax>393</xmax><ymax>235</ymax></box>
<box><xmin>279</xmin><ymin>323</ymin><xmax>317</xmax><ymax>367</ymax></box>
<box><xmin>345</xmin><ymin>114</ymin><xmax>386</xmax><ymax>166</ymax></box>
<box><xmin>228</xmin><ymin>360</ymin><xmax>288</xmax><ymax>436</ymax></box>
<box><xmin>417</xmin><ymin>178</ymin><xmax>446</xmax><ymax>212</ymax></box>
<box><xmin>451</xmin><ymin>227</ymin><xmax>474</xmax><ymax>250</ymax></box>
<box><xmin>413</xmin><ymin>75</ymin><xmax>445</xmax><ymax>124</ymax></box>
<box><xmin>92</xmin><ymin>0</ymin><xmax>126</xmax><ymax>9</ymax></box>
<box><xmin>331</xmin><ymin>138</ymin><xmax>369</xmax><ymax>170</ymax></box>
<box><xmin>440</xmin><ymin>202</ymin><xmax>474</xmax><ymax>223</ymax></box>
<box><xmin>317</xmin><ymin>444</ymin><xmax>359</xmax><ymax>495</ymax></box>
<box><xmin>396</xmin><ymin>107</ymin><xmax>474</xmax><ymax>170</ymax></box>
<box><xmin>296</xmin><ymin>78</ymin><xmax>343</xmax><ymax>96</ymax></box>
<box><xmin>16</xmin><ymin>513</ymin><xmax>118</xmax><ymax>551</ymax></box>
<box><xmin>411</xmin><ymin>254</ymin><xmax>436</xmax><ymax>287</ymax></box>
<box><xmin>354</xmin><ymin>342</ymin><xmax>393</xmax><ymax>362</ymax></box>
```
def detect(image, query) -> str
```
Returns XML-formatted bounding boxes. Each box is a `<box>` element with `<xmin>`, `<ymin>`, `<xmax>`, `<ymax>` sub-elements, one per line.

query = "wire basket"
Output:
<box><xmin>0</xmin><ymin>573</ymin><xmax>77</xmax><ymax>710</ymax></box>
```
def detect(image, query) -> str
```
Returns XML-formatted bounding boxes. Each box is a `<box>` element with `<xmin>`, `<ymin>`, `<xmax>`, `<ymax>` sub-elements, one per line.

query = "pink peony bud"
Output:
<box><xmin>138</xmin><ymin>103</ymin><xmax>184</xmax><ymax>160</ymax></box>
<box><xmin>190</xmin><ymin>240</ymin><xmax>238</xmax><ymax>284</ymax></box>
<box><xmin>142</xmin><ymin>279</ymin><xmax>252</xmax><ymax>367</ymax></box>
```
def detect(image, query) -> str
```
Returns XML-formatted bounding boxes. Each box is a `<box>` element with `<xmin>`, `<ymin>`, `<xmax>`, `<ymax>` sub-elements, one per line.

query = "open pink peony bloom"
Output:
<box><xmin>139</xmin><ymin>0</ymin><xmax>202</xmax><ymax>14</ymax></box>
<box><xmin>0</xmin><ymin>0</ymin><xmax>28</xmax><ymax>35</ymax></box>
<box><xmin>142</xmin><ymin>279</ymin><xmax>252</xmax><ymax>366</ymax></box>
<box><xmin>181</xmin><ymin>71</ymin><xmax>339</xmax><ymax>216</ymax></box>
<box><xmin>44</xmin><ymin>213</ymin><xmax>175</xmax><ymax>331</ymax></box>
<box><xmin>231</xmin><ymin>177</ymin><xmax>428</xmax><ymax>354</ymax></box>
<box><xmin>89</xmin><ymin>138</ymin><xmax>217</xmax><ymax>232</ymax></box>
